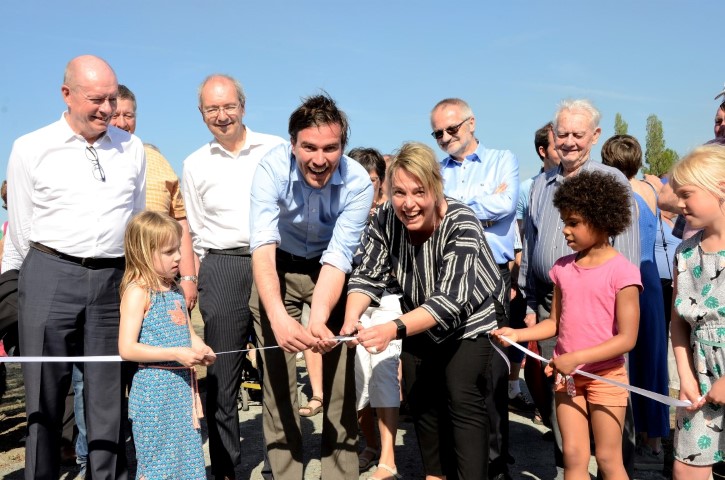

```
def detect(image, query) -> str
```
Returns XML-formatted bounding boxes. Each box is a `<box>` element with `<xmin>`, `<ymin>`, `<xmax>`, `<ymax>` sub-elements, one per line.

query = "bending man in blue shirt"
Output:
<box><xmin>249</xmin><ymin>94</ymin><xmax>374</xmax><ymax>480</ymax></box>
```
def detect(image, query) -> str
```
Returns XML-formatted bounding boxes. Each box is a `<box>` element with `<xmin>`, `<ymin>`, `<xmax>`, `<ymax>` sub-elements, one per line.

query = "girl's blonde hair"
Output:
<box><xmin>120</xmin><ymin>211</ymin><xmax>182</xmax><ymax>297</ymax></box>
<box><xmin>671</xmin><ymin>145</ymin><xmax>725</xmax><ymax>200</ymax></box>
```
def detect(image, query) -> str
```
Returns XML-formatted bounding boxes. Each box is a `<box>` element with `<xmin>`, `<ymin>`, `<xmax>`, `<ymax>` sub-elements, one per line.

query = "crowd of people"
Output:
<box><xmin>2</xmin><ymin>53</ymin><xmax>725</xmax><ymax>480</ymax></box>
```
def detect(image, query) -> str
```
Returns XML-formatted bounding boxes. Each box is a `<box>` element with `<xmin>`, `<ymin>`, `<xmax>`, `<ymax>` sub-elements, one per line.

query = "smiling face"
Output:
<box><xmin>391</xmin><ymin>167</ymin><xmax>438</xmax><ymax>236</ymax></box>
<box><xmin>430</xmin><ymin>104</ymin><xmax>476</xmax><ymax>160</ymax></box>
<box><xmin>61</xmin><ymin>56</ymin><xmax>118</xmax><ymax>143</ymax></box>
<box><xmin>153</xmin><ymin>239</ymin><xmax>182</xmax><ymax>282</ymax></box>
<box><xmin>554</xmin><ymin>110</ymin><xmax>601</xmax><ymax>175</ymax></box>
<box><xmin>199</xmin><ymin>76</ymin><xmax>245</xmax><ymax>146</ymax></box>
<box><xmin>110</xmin><ymin>97</ymin><xmax>137</xmax><ymax>134</ymax></box>
<box><xmin>675</xmin><ymin>183</ymin><xmax>724</xmax><ymax>230</ymax></box>
<box><xmin>291</xmin><ymin>123</ymin><xmax>343</xmax><ymax>189</ymax></box>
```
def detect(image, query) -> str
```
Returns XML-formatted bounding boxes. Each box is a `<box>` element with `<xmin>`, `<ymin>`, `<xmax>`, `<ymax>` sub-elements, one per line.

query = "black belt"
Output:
<box><xmin>208</xmin><ymin>246</ymin><xmax>251</xmax><ymax>256</ymax></box>
<box><xmin>30</xmin><ymin>241</ymin><xmax>125</xmax><ymax>270</ymax></box>
<box><xmin>276</xmin><ymin>249</ymin><xmax>322</xmax><ymax>273</ymax></box>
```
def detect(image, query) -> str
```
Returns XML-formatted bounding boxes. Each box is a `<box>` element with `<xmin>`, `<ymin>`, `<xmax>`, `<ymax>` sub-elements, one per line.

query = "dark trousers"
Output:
<box><xmin>198</xmin><ymin>252</ymin><xmax>253</xmax><ymax>478</ymax></box>
<box><xmin>409</xmin><ymin>334</ymin><xmax>493</xmax><ymax>479</ymax></box>
<box><xmin>534</xmin><ymin>280</ymin><xmax>635</xmax><ymax>478</ymax></box>
<box><xmin>19</xmin><ymin>248</ymin><xmax>127</xmax><ymax>480</ymax></box>
<box><xmin>487</xmin><ymin>265</ymin><xmax>511</xmax><ymax>478</ymax></box>
<box><xmin>249</xmin><ymin>259</ymin><xmax>358</xmax><ymax>480</ymax></box>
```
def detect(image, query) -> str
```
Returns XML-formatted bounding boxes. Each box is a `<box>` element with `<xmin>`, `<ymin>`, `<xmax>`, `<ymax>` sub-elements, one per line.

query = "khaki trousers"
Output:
<box><xmin>250</xmin><ymin>266</ymin><xmax>358</xmax><ymax>480</ymax></box>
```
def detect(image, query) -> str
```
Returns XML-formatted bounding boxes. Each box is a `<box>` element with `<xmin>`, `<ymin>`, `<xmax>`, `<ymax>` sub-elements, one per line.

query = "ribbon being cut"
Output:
<box><xmin>490</xmin><ymin>333</ymin><xmax>692</xmax><ymax>408</ymax></box>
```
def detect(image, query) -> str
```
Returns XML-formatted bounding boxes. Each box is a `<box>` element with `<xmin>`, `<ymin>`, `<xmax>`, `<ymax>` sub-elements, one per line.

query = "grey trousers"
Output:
<box><xmin>250</xmin><ymin>265</ymin><xmax>358</xmax><ymax>480</ymax></box>
<box><xmin>19</xmin><ymin>248</ymin><xmax>127</xmax><ymax>480</ymax></box>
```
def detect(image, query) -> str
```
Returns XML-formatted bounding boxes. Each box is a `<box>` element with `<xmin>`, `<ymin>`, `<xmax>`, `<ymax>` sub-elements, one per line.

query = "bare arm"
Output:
<box><xmin>492</xmin><ymin>283</ymin><xmax>560</xmax><ymax>345</ymax></box>
<box><xmin>548</xmin><ymin>284</ymin><xmax>640</xmax><ymax>375</ymax></box>
<box><xmin>118</xmin><ymin>285</ymin><xmax>209</xmax><ymax>367</ymax></box>
<box><xmin>177</xmin><ymin>218</ymin><xmax>198</xmax><ymax>309</ymax></box>
<box><xmin>657</xmin><ymin>181</ymin><xmax>683</xmax><ymax>215</ymax></box>
<box><xmin>251</xmin><ymin>243</ymin><xmax>316</xmax><ymax>353</ymax></box>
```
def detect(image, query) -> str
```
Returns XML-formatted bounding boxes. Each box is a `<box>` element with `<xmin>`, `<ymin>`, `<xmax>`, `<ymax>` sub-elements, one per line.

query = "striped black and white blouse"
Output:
<box><xmin>349</xmin><ymin>198</ymin><xmax>506</xmax><ymax>343</ymax></box>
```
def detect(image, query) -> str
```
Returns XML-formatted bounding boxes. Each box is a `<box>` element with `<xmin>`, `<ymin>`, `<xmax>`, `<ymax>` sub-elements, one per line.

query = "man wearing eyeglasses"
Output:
<box><xmin>181</xmin><ymin>74</ymin><xmax>284</xmax><ymax>480</ymax></box>
<box><xmin>431</xmin><ymin>97</ymin><xmax>518</xmax><ymax>480</ymax></box>
<box><xmin>3</xmin><ymin>54</ymin><xmax>146</xmax><ymax>479</ymax></box>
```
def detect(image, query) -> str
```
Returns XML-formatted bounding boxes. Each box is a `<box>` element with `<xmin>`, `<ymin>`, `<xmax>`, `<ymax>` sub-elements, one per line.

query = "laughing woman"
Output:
<box><xmin>341</xmin><ymin>142</ymin><xmax>507</xmax><ymax>480</ymax></box>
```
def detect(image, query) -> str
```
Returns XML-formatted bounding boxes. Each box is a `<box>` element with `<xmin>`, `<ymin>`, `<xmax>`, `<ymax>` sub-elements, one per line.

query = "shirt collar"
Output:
<box><xmin>57</xmin><ymin>112</ymin><xmax>113</xmax><ymax>146</ymax></box>
<box><xmin>547</xmin><ymin>159</ymin><xmax>592</xmax><ymax>185</ymax></box>
<box><xmin>208</xmin><ymin>126</ymin><xmax>266</xmax><ymax>157</ymax></box>
<box><xmin>440</xmin><ymin>141</ymin><xmax>482</xmax><ymax>166</ymax></box>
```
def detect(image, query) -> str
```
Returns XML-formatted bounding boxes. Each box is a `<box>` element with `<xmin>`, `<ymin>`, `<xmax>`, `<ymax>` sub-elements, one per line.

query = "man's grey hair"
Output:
<box><xmin>197</xmin><ymin>74</ymin><xmax>246</xmax><ymax>108</ymax></box>
<box><xmin>553</xmin><ymin>99</ymin><xmax>600</xmax><ymax>130</ymax></box>
<box><xmin>430</xmin><ymin>98</ymin><xmax>474</xmax><ymax>119</ymax></box>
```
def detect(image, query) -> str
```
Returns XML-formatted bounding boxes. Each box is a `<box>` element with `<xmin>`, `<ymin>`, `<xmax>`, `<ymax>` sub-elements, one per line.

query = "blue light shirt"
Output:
<box><xmin>250</xmin><ymin>142</ymin><xmax>374</xmax><ymax>274</ymax></box>
<box><xmin>440</xmin><ymin>143</ymin><xmax>519</xmax><ymax>264</ymax></box>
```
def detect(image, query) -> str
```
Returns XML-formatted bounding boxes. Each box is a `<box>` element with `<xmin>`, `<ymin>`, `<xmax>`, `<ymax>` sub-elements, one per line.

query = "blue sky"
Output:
<box><xmin>0</xmin><ymin>1</ymin><xmax>722</xmax><ymax>225</ymax></box>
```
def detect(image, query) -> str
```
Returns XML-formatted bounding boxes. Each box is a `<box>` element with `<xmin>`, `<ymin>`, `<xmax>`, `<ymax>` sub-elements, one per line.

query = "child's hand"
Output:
<box><xmin>678</xmin><ymin>375</ymin><xmax>706</xmax><ymax>411</ymax></box>
<box><xmin>174</xmin><ymin>347</ymin><xmax>206</xmax><ymax>367</ymax></box>
<box><xmin>548</xmin><ymin>352</ymin><xmax>581</xmax><ymax>376</ymax></box>
<box><xmin>491</xmin><ymin>327</ymin><xmax>518</xmax><ymax>346</ymax></box>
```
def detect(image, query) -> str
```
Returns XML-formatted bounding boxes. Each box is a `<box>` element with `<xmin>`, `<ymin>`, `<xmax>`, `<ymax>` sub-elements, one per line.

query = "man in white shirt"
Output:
<box><xmin>3</xmin><ymin>54</ymin><xmax>146</xmax><ymax>480</ymax></box>
<box><xmin>182</xmin><ymin>74</ymin><xmax>284</xmax><ymax>480</ymax></box>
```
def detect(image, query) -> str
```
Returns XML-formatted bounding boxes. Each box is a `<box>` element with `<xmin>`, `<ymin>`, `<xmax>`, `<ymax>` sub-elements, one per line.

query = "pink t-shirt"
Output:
<box><xmin>549</xmin><ymin>252</ymin><xmax>642</xmax><ymax>373</ymax></box>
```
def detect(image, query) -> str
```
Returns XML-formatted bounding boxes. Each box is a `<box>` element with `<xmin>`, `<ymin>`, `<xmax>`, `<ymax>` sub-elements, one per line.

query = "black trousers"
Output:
<box><xmin>409</xmin><ymin>334</ymin><xmax>493</xmax><ymax>480</ymax></box>
<box><xmin>19</xmin><ymin>248</ymin><xmax>127</xmax><ymax>480</ymax></box>
<box><xmin>198</xmin><ymin>252</ymin><xmax>253</xmax><ymax>477</ymax></box>
<box><xmin>487</xmin><ymin>265</ymin><xmax>511</xmax><ymax>478</ymax></box>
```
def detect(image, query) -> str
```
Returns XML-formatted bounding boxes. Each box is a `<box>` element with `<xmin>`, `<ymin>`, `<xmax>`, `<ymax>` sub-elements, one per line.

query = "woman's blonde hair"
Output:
<box><xmin>387</xmin><ymin>142</ymin><xmax>444</xmax><ymax>202</ymax></box>
<box><xmin>671</xmin><ymin>145</ymin><xmax>725</xmax><ymax>200</ymax></box>
<box><xmin>120</xmin><ymin>211</ymin><xmax>182</xmax><ymax>297</ymax></box>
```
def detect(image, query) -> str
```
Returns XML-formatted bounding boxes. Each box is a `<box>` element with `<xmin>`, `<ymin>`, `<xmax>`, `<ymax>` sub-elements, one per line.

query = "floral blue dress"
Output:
<box><xmin>674</xmin><ymin>231</ymin><xmax>725</xmax><ymax>466</ymax></box>
<box><xmin>128</xmin><ymin>287</ymin><xmax>206</xmax><ymax>479</ymax></box>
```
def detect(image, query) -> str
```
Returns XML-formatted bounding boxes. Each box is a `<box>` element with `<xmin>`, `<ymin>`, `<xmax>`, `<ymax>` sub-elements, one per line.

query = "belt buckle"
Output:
<box><xmin>81</xmin><ymin>257</ymin><xmax>93</xmax><ymax>268</ymax></box>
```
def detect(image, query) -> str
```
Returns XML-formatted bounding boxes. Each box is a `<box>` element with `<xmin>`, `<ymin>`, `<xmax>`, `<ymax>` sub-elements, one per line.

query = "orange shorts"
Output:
<box><xmin>554</xmin><ymin>364</ymin><xmax>629</xmax><ymax>407</ymax></box>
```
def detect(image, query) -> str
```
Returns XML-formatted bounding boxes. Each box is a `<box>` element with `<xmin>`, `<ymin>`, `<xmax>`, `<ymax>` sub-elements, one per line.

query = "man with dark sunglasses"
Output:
<box><xmin>431</xmin><ymin>97</ymin><xmax>519</xmax><ymax>480</ymax></box>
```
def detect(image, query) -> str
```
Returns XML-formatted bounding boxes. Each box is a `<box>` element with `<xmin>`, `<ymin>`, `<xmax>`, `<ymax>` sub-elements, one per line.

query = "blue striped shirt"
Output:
<box><xmin>519</xmin><ymin>161</ymin><xmax>640</xmax><ymax>312</ymax></box>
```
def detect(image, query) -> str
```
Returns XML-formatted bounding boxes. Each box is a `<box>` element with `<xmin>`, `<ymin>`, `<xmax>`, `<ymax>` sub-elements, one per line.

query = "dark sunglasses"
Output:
<box><xmin>431</xmin><ymin>117</ymin><xmax>470</xmax><ymax>140</ymax></box>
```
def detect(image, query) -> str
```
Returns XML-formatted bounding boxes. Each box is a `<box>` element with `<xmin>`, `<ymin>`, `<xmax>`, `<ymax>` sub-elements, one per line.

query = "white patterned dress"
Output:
<box><xmin>674</xmin><ymin>231</ymin><xmax>725</xmax><ymax>466</ymax></box>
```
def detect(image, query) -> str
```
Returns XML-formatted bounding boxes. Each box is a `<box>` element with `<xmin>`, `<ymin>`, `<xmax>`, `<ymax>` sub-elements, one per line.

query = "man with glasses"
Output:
<box><xmin>182</xmin><ymin>74</ymin><xmax>284</xmax><ymax>480</ymax></box>
<box><xmin>3</xmin><ymin>54</ymin><xmax>146</xmax><ymax>479</ymax></box>
<box><xmin>430</xmin><ymin>97</ymin><xmax>518</xmax><ymax>480</ymax></box>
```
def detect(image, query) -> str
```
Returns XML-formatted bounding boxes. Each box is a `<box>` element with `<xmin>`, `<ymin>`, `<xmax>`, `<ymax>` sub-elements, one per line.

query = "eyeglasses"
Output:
<box><xmin>85</xmin><ymin>146</ymin><xmax>106</xmax><ymax>182</ymax></box>
<box><xmin>431</xmin><ymin>118</ymin><xmax>471</xmax><ymax>140</ymax></box>
<box><xmin>201</xmin><ymin>104</ymin><xmax>240</xmax><ymax>117</ymax></box>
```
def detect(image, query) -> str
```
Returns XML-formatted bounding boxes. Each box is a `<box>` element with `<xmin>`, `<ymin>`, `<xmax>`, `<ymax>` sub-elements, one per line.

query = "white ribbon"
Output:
<box><xmin>491</xmin><ymin>333</ymin><xmax>691</xmax><ymax>408</ymax></box>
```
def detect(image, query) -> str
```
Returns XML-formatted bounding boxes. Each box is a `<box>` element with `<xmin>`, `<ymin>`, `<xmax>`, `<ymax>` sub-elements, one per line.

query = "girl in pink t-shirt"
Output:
<box><xmin>494</xmin><ymin>170</ymin><xmax>641</xmax><ymax>480</ymax></box>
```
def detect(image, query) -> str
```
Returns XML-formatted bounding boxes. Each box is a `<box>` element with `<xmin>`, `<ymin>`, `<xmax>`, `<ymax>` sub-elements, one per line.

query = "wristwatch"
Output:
<box><xmin>392</xmin><ymin>318</ymin><xmax>407</xmax><ymax>340</ymax></box>
<box><xmin>179</xmin><ymin>275</ymin><xmax>198</xmax><ymax>284</ymax></box>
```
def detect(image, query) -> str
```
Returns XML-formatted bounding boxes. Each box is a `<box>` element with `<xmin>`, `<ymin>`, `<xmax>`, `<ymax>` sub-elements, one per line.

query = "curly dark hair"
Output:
<box><xmin>553</xmin><ymin>170</ymin><xmax>631</xmax><ymax>237</ymax></box>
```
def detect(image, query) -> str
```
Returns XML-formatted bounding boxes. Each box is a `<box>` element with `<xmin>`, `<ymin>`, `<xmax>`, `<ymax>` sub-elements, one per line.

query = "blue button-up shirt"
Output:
<box><xmin>250</xmin><ymin>142</ymin><xmax>374</xmax><ymax>274</ymax></box>
<box><xmin>440</xmin><ymin>143</ymin><xmax>519</xmax><ymax>264</ymax></box>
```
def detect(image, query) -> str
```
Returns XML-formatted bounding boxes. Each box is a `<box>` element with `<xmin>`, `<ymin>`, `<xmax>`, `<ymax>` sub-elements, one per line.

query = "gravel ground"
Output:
<box><xmin>0</xmin><ymin>307</ymin><xmax>678</xmax><ymax>479</ymax></box>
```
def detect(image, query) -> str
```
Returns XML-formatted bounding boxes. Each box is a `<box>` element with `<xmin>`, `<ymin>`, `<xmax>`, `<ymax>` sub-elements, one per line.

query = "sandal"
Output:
<box><xmin>371</xmin><ymin>463</ymin><xmax>402</xmax><ymax>479</ymax></box>
<box><xmin>358</xmin><ymin>446</ymin><xmax>379</xmax><ymax>471</ymax></box>
<box><xmin>299</xmin><ymin>396</ymin><xmax>323</xmax><ymax>417</ymax></box>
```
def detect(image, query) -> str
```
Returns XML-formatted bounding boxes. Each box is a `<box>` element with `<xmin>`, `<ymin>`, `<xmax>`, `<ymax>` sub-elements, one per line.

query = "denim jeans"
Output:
<box><xmin>73</xmin><ymin>364</ymin><xmax>88</xmax><ymax>469</ymax></box>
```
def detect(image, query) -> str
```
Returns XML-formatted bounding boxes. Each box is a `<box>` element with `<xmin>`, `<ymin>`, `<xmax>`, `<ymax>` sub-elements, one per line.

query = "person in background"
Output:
<box><xmin>347</xmin><ymin>147</ymin><xmax>403</xmax><ymax>476</ymax></box>
<box><xmin>601</xmin><ymin>134</ymin><xmax>669</xmax><ymax>470</ymax></box>
<box><xmin>430</xmin><ymin>97</ymin><xmax>518</xmax><ymax>480</ymax></box>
